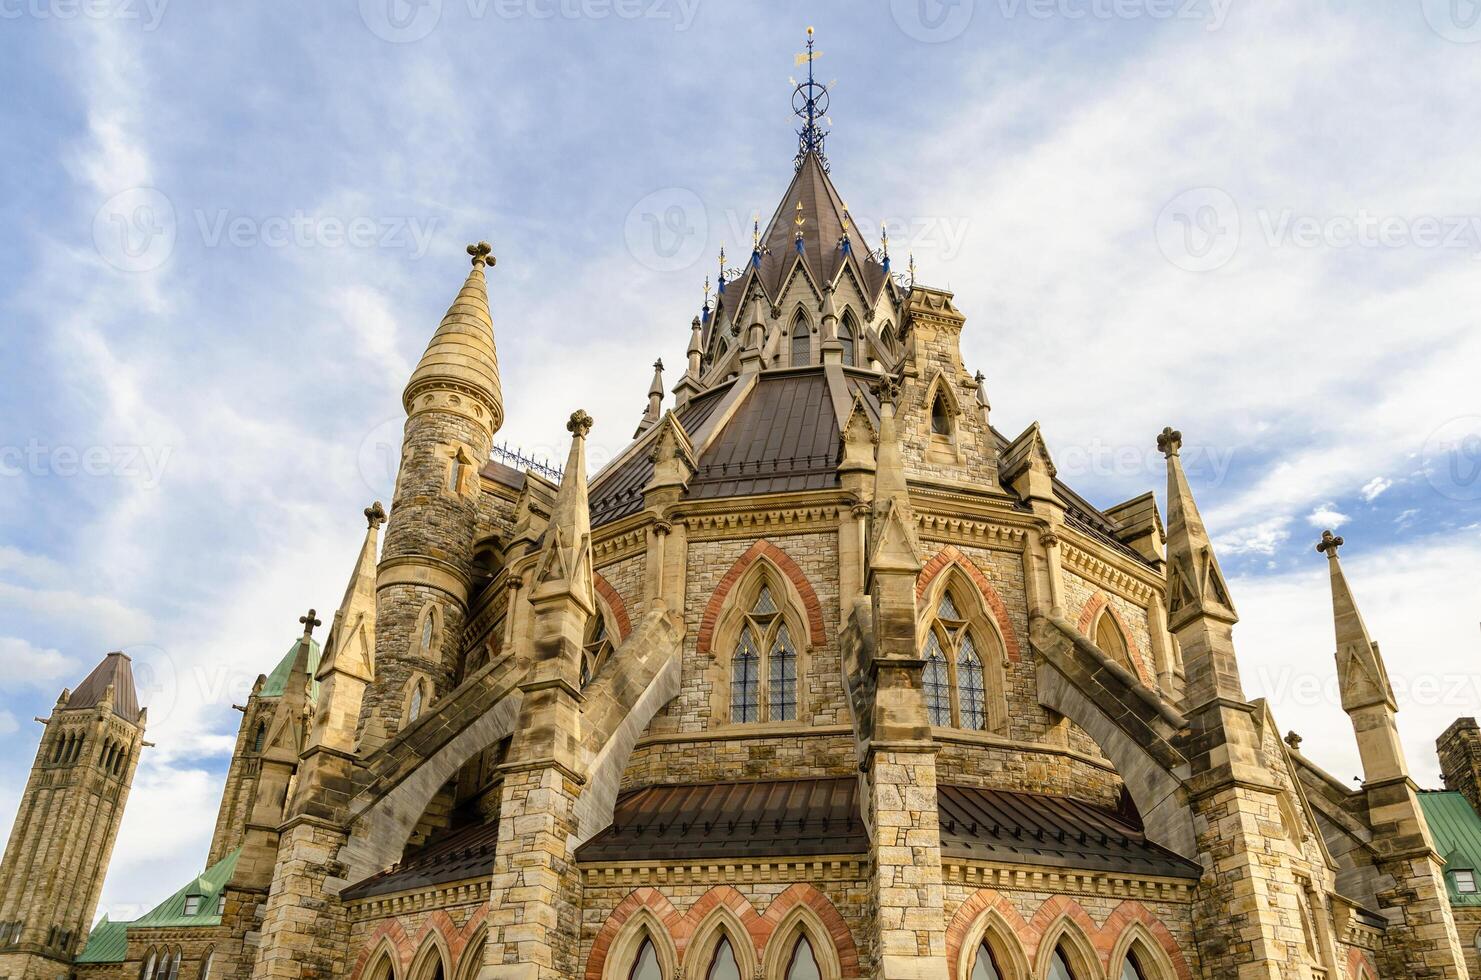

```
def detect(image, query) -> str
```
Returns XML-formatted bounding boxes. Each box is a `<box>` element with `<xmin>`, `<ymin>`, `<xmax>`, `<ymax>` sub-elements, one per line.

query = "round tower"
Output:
<box><xmin>360</xmin><ymin>242</ymin><xmax>503</xmax><ymax>744</ymax></box>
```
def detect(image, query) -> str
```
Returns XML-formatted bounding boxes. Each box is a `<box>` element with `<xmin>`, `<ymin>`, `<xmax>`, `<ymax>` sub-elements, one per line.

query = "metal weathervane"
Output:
<box><xmin>792</xmin><ymin>27</ymin><xmax>830</xmax><ymax>171</ymax></box>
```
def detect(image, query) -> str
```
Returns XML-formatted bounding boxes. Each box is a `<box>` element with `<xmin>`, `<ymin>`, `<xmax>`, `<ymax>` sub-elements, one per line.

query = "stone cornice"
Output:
<box><xmin>1059</xmin><ymin>535</ymin><xmax>1163</xmax><ymax>605</ymax></box>
<box><xmin>913</xmin><ymin>512</ymin><xmax>1030</xmax><ymax>551</ymax></box>
<box><xmin>345</xmin><ymin>879</ymin><xmax>491</xmax><ymax>919</ymax></box>
<box><xmin>942</xmin><ymin>861</ymin><xmax>1196</xmax><ymax>903</ymax></box>
<box><xmin>592</xmin><ymin>522</ymin><xmax>648</xmax><ymax>565</ymax></box>
<box><xmin>683</xmin><ymin>503</ymin><xmax>842</xmax><ymax>540</ymax></box>
<box><xmin>580</xmin><ymin>856</ymin><xmax>867</xmax><ymax>889</ymax></box>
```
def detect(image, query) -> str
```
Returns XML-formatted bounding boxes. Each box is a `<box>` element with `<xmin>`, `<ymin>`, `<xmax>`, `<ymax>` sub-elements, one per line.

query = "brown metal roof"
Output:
<box><xmin>67</xmin><ymin>651</ymin><xmax>141</xmax><ymax>723</ymax></box>
<box><xmin>575</xmin><ymin>778</ymin><xmax>867</xmax><ymax>863</ymax></box>
<box><xmin>686</xmin><ymin>369</ymin><xmax>840</xmax><ymax>501</ymax></box>
<box><xmin>938</xmin><ymin>784</ymin><xmax>1200</xmax><ymax>879</ymax></box>
<box><xmin>340</xmin><ymin>820</ymin><xmax>501</xmax><ymax>901</ymax></box>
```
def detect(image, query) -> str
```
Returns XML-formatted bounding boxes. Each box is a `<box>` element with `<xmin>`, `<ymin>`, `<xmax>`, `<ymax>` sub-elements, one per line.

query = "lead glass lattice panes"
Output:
<box><xmin>791</xmin><ymin>320</ymin><xmax>810</xmax><ymax>366</ymax></box>
<box><xmin>731</xmin><ymin>633</ymin><xmax>760</xmax><ymax>723</ymax></box>
<box><xmin>784</xmin><ymin>936</ymin><xmax>822</xmax><ymax>980</ymax></box>
<box><xmin>957</xmin><ymin>633</ymin><xmax>986</xmax><ymax>730</ymax></box>
<box><xmin>923</xmin><ymin>633</ymin><xmax>950</xmax><ymax>726</ymax></box>
<box><xmin>769</xmin><ymin>624</ymin><xmax>798</xmax><ymax>721</ymax></box>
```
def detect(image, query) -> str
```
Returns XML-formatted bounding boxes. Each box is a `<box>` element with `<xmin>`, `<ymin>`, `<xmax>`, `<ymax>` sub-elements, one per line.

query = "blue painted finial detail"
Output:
<box><xmin>793</xmin><ymin>28</ymin><xmax>829</xmax><ymax>172</ymax></box>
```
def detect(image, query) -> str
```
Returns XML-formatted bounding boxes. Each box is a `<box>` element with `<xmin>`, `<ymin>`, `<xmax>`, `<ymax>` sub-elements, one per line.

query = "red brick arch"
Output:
<box><xmin>586</xmin><ymin>885</ymin><xmax>859</xmax><ymax>979</ymax></box>
<box><xmin>697</xmin><ymin>540</ymin><xmax>826</xmax><ymax>656</ymax></box>
<box><xmin>945</xmin><ymin>888</ymin><xmax>1035</xmax><ymax>976</ymax></box>
<box><xmin>915</xmin><ymin>545</ymin><xmax>1022</xmax><ymax>662</ymax></box>
<box><xmin>593</xmin><ymin>570</ymin><xmax>632</xmax><ymax>641</ymax></box>
<box><xmin>1100</xmin><ymin>900</ymin><xmax>1193</xmax><ymax>980</ymax></box>
<box><xmin>1345</xmin><ymin>946</ymin><xmax>1378</xmax><ymax>980</ymax></box>
<box><xmin>1077</xmin><ymin>591</ymin><xmax>1154</xmax><ymax>685</ymax></box>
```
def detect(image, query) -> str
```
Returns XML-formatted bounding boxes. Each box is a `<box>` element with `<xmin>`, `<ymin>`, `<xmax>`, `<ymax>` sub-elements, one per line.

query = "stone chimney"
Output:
<box><xmin>1439</xmin><ymin>717</ymin><xmax>1481</xmax><ymax>813</ymax></box>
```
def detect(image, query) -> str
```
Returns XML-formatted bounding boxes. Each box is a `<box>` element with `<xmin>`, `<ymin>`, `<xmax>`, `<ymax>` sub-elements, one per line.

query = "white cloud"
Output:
<box><xmin>0</xmin><ymin>637</ymin><xmax>77</xmax><ymax>689</ymax></box>
<box><xmin>1215</xmin><ymin>516</ymin><xmax>1292</xmax><ymax>556</ymax></box>
<box><xmin>1360</xmin><ymin>476</ymin><xmax>1393</xmax><ymax>502</ymax></box>
<box><xmin>1306</xmin><ymin>503</ymin><xmax>1350</xmax><ymax>529</ymax></box>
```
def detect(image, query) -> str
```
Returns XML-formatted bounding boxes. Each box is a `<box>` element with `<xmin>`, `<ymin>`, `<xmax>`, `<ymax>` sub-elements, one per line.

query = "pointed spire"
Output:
<box><xmin>741</xmin><ymin>285</ymin><xmax>766</xmax><ymax>373</ymax></box>
<box><xmin>318</xmin><ymin>503</ymin><xmax>383</xmax><ymax>684</ymax></box>
<box><xmin>1318</xmin><ymin>531</ymin><xmax>1396</xmax><ymax>713</ymax></box>
<box><xmin>643</xmin><ymin>410</ymin><xmax>697</xmax><ymax>497</ymax></box>
<box><xmin>1159</xmin><ymin>426</ymin><xmax>1237</xmax><ymax>631</ymax></box>
<box><xmin>66</xmin><ymin>651</ymin><xmax>141</xmax><ymax>724</ymax></box>
<box><xmin>687</xmin><ymin>317</ymin><xmax>703</xmax><ymax>375</ymax></box>
<box><xmin>404</xmin><ymin>241</ymin><xmax>504</xmax><ymax>433</ymax></box>
<box><xmin>532</xmin><ymin>411</ymin><xmax>595</xmax><ymax>611</ymax></box>
<box><xmin>634</xmin><ymin>359</ymin><xmax>665</xmax><ymax>437</ymax></box>
<box><xmin>880</xmin><ymin>224</ymin><xmax>891</xmax><ymax>275</ymax></box>
<box><xmin>866</xmin><ymin>375</ymin><xmax>922</xmax><ymax>578</ymax></box>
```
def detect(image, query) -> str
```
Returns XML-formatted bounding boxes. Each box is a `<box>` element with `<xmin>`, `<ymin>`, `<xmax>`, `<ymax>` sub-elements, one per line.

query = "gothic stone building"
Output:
<box><xmin>3</xmin><ymin>64</ymin><xmax>1480</xmax><ymax>980</ymax></box>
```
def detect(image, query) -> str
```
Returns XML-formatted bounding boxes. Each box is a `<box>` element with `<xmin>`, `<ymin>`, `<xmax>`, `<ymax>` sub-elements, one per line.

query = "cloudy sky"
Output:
<box><xmin>1</xmin><ymin>0</ymin><xmax>1478</xmax><ymax>924</ymax></box>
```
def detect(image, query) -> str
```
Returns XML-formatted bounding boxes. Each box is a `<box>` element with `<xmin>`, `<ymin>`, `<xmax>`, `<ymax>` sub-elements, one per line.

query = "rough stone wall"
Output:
<box><xmin>595</xmin><ymin>555</ymin><xmax>644</xmax><ymax>627</ymax></box>
<box><xmin>621</xmin><ymin>731</ymin><xmax>857</xmax><ymax>787</ymax></box>
<box><xmin>894</xmin><ymin>302</ymin><xmax>997</xmax><ymax>489</ymax></box>
<box><xmin>931</xmin><ymin>737</ymin><xmax>1122</xmax><ymax>809</ymax></box>
<box><xmin>1451</xmin><ymin>906</ymin><xmax>1481</xmax><ymax>978</ymax></box>
<box><xmin>249</xmin><ymin>819</ymin><xmax>353</xmax><ymax>980</ymax></box>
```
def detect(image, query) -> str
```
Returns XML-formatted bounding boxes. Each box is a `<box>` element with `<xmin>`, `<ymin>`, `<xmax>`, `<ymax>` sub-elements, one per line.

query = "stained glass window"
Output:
<box><xmin>958</xmin><ymin>634</ymin><xmax>986</xmax><ymax>730</ymax></box>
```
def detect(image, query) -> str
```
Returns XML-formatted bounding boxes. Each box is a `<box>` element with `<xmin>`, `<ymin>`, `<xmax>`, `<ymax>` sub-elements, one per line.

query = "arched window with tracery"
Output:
<box><xmin>582</xmin><ymin>611</ymin><xmax>614</xmax><ymax>688</ymax></box>
<box><xmin>921</xmin><ymin>584</ymin><xmax>1002</xmax><ymax>731</ymax></box>
<box><xmin>838</xmin><ymin>312</ymin><xmax>857</xmax><ymax>366</ymax></box>
<box><xmin>790</xmin><ymin>312</ymin><xmax>811</xmax><ymax>366</ymax></box>
<box><xmin>727</xmin><ymin>578</ymin><xmax>800</xmax><ymax>724</ymax></box>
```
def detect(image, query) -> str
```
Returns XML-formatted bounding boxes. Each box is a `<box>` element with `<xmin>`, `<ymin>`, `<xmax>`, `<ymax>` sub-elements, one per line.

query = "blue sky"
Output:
<box><xmin>1</xmin><ymin>0</ymin><xmax>1479</xmax><ymax>922</ymax></box>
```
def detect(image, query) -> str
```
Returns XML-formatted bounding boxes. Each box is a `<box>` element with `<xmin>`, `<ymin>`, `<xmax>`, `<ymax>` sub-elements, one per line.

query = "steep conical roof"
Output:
<box><xmin>404</xmin><ymin>243</ymin><xmax>504</xmax><ymax>430</ymax></box>
<box><xmin>262</xmin><ymin>635</ymin><xmax>322</xmax><ymax>700</ymax></box>
<box><xmin>67</xmin><ymin>651</ymin><xmax>141</xmax><ymax>723</ymax></box>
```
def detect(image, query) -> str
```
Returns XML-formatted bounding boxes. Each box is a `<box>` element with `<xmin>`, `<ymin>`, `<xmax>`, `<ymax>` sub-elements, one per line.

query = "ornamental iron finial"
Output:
<box><xmin>299</xmin><ymin>609</ymin><xmax>322</xmax><ymax>638</ymax></box>
<box><xmin>1317</xmin><ymin>530</ymin><xmax>1344</xmax><ymax>556</ymax></box>
<box><xmin>1157</xmin><ymin>427</ymin><xmax>1182</xmax><ymax>458</ymax></box>
<box><xmin>793</xmin><ymin>27</ymin><xmax>829</xmax><ymax>171</ymax></box>
<box><xmin>466</xmin><ymin>241</ymin><xmax>494</xmax><ymax>268</ymax></box>
<box><xmin>567</xmin><ymin>409</ymin><xmax>594</xmax><ymax>438</ymax></box>
<box><xmin>364</xmin><ymin>501</ymin><xmax>387</xmax><ymax>529</ymax></box>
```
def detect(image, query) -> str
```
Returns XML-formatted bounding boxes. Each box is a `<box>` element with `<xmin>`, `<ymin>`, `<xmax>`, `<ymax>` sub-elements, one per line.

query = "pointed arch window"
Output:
<box><xmin>783</xmin><ymin>935</ymin><xmax>822</xmax><ymax>980</ymax></box>
<box><xmin>627</xmin><ymin>937</ymin><xmax>661</xmax><ymax>980</ymax></box>
<box><xmin>420</xmin><ymin>611</ymin><xmax>436</xmax><ymax>656</ymax></box>
<box><xmin>728</xmin><ymin>582</ymin><xmax>799</xmax><ymax>724</ymax></box>
<box><xmin>582</xmin><ymin>612</ymin><xmax>614</xmax><ymax>688</ymax></box>
<box><xmin>252</xmin><ymin>723</ymin><xmax>266</xmax><ymax>754</ymax></box>
<box><xmin>791</xmin><ymin>312</ymin><xmax>810</xmax><ymax>366</ymax></box>
<box><xmin>838</xmin><ymin>313</ymin><xmax>857</xmax><ymax>366</ymax></box>
<box><xmin>448</xmin><ymin>447</ymin><xmax>473</xmax><ymax>495</ymax></box>
<box><xmin>408</xmin><ymin>680</ymin><xmax>426</xmax><ymax>723</ymax></box>
<box><xmin>923</xmin><ymin>587</ymin><xmax>996</xmax><ymax>730</ymax></box>
<box><xmin>1046</xmin><ymin>946</ymin><xmax>1078</xmax><ymax>980</ymax></box>
<box><xmin>931</xmin><ymin>391</ymin><xmax>952</xmax><ymax>436</ymax></box>
<box><xmin>705</xmin><ymin>937</ymin><xmax>741</xmax><ymax>980</ymax></box>
<box><xmin>1094</xmin><ymin>608</ymin><xmax>1133</xmax><ymax>674</ymax></box>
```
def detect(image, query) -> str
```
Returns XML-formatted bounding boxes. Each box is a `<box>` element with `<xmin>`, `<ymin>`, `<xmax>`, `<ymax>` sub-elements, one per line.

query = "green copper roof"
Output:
<box><xmin>76</xmin><ymin>848</ymin><xmax>242</xmax><ymax>963</ymax></box>
<box><xmin>261</xmin><ymin>636</ymin><xmax>321</xmax><ymax>700</ymax></box>
<box><xmin>1419</xmin><ymin>791</ymin><xmax>1481</xmax><ymax>906</ymax></box>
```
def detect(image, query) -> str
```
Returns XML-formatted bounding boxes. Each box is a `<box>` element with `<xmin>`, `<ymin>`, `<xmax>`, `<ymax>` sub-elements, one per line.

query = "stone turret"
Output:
<box><xmin>1319</xmin><ymin>531</ymin><xmax>1469</xmax><ymax>978</ymax></box>
<box><xmin>360</xmin><ymin>242</ymin><xmax>504</xmax><ymax>744</ymax></box>
<box><xmin>0</xmin><ymin>652</ymin><xmax>144</xmax><ymax>980</ymax></box>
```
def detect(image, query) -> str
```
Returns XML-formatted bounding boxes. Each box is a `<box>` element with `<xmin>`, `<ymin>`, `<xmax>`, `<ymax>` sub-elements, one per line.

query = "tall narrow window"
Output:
<box><xmin>706</xmin><ymin>937</ymin><xmax>741</xmax><ymax>980</ymax></box>
<box><xmin>931</xmin><ymin>392</ymin><xmax>951</xmax><ymax>436</ymax></box>
<box><xmin>768</xmin><ymin>624</ymin><xmax>798</xmax><ymax>721</ymax></box>
<box><xmin>408</xmin><ymin>681</ymin><xmax>425</xmax><ymax>723</ymax></box>
<box><xmin>731</xmin><ymin>633</ymin><xmax>760</xmax><ymax>723</ymax></box>
<box><xmin>791</xmin><ymin>315</ymin><xmax>810</xmax><ymax>366</ymax></box>
<box><xmin>420</xmin><ymin>613</ymin><xmax>435</xmax><ymax>656</ymax></box>
<box><xmin>201</xmin><ymin>950</ymin><xmax>216</xmax><ymax>980</ymax></box>
<box><xmin>1095</xmin><ymin>609</ymin><xmax>1133</xmax><ymax>674</ymax></box>
<box><xmin>628</xmin><ymin>937</ymin><xmax>662</xmax><ymax>980</ymax></box>
<box><xmin>838</xmin><ymin>314</ymin><xmax>856</xmax><ymax>366</ymax></box>
<box><xmin>924</xmin><ymin>587</ymin><xmax>994</xmax><ymax>730</ymax></box>
<box><xmin>1046</xmin><ymin>946</ymin><xmax>1078</xmax><ymax>980</ymax></box>
<box><xmin>727</xmin><ymin>580</ymin><xmax>800</xmax><ymax>724</ymax></box>
<box><xmin>972</xmin><ymin>940</ymin><xmax>1005</xmax><ymax>980</ymax></box>
<box><xmin>923</xmin><ymin>633</ymin><xmax>950</xmax><ymax>727</ymax></box>
<box><xmin>784</xmin><ymin>935</ymin><xmax>822</xmax><ymax>980</ymax></box>
<box><xmin>448</xmin><ymin>451</ymin><xmax>469</xmax><ymax>494</ymax></box>
<box><xmin>140</xmin><ymin>950</ymin><xmax>156</xmax><ymax>980</ymax></box>
<box><xmin>582</xmin><ymin>614</ymin><xmax>613</xmax><ymax>688</ymax></box>
<box><xmin>252</xmin><ymin>723</ymin><xmax>266</xmax><ymax>754</ymax></box>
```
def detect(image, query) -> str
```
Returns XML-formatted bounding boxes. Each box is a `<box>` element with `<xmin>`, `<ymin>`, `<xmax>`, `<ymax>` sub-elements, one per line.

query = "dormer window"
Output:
<box><xmin>217</xmin><ymin>894</ymin><xmax>227</xmax><ymax>915</ymax></box>
<box><xmin>183</xmin><ymin>895</ymin><xmax>201</xmax><ymax>916</ymax></box>
<box><xmin>1456</xmin><ymin>869</ymin><xmax>1477</xmax><ymax>894</ymax></box>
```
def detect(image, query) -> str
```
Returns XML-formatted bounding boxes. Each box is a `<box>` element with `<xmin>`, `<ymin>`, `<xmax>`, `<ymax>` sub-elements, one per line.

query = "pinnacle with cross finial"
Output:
<box><xmin>364</xmin><ymin>501</ymin><xmax>387</xmax><ymax>529</ymax></box>
<box><xmin>299</xmin><ymin>609</ymin><xmax>322</xmax><ymax>637</ymax></box>
<box><xmin>567</xmin><ymin>409</ymin><xmax>594</xmax><ymax>438</ymax></box>
<box><xmin>1285</xmin><ymin>731</ymin><xmax>1303</xmax><ymax>751</ymax></box>
<box><xmin>1317</xmin><ymin>530</ymin><xmax>1344</xmax><ymax>556</ymax></box>
<box><xmin>1157</xmin><ymin>426</ymin><xmax>1182</xmax><ymax>458</ymax></box>
<box><xmin>872</xmin><ymin>374</ymin><xmax>902</xmax><ymax>407</ymax></box>
<box><xmin>466</xmin><ymin>241</ymin><xmax>494</xmax><ymax>268</ymax></box>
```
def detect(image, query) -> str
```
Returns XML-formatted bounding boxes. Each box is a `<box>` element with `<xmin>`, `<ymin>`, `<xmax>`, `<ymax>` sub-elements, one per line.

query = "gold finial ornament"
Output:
<box><xmin>466</xmin><ymin>241</ymin><xmax>494</xmax><ymax>268</ymax></box>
